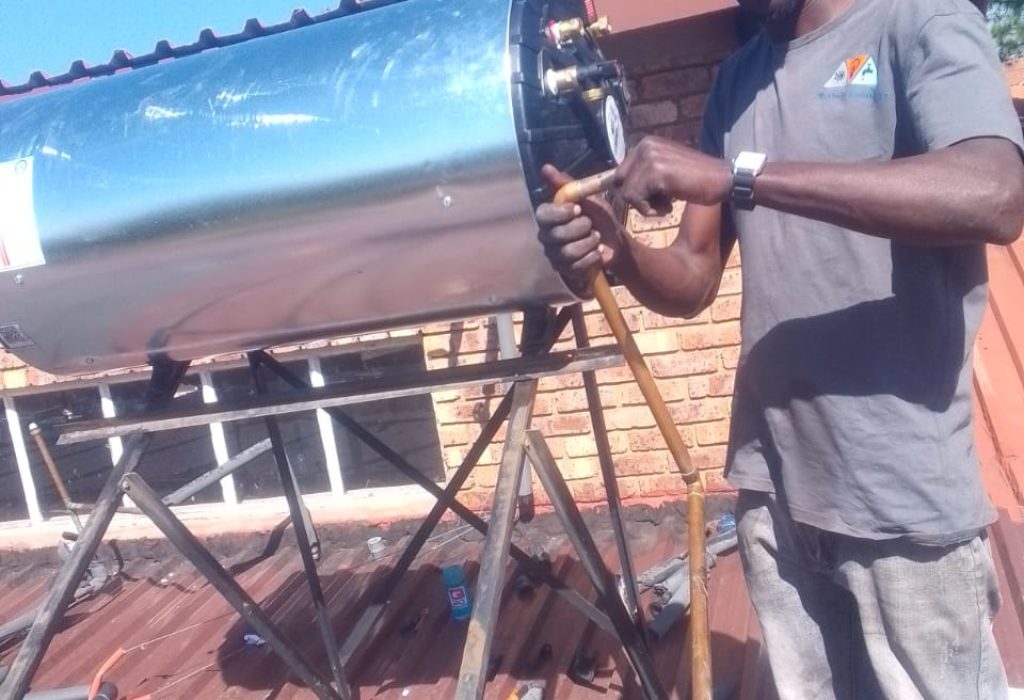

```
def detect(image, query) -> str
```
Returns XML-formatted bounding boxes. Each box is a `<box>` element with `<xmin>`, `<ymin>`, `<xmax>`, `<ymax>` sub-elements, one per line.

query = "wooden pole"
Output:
<box><xmin>554</xmin><ymin>171</ymin><xmax>712</xmax><ymax>700</ymax></box>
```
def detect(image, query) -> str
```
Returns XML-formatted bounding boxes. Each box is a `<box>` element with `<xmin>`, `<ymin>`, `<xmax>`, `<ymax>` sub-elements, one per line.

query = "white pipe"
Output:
<box><xmin>308</xmin><ymin>356</ymin><xmax>346</xmax><ymax>496</ymax></box>
<box><xmin>5</xmin><ymin>396</ymin><xmax>42</xmax><ymax>524</ymax></box>
<box><xmin>200</xmin><ymin>372</ymin><xmax>239</xmax><ymax>505</ymax></box>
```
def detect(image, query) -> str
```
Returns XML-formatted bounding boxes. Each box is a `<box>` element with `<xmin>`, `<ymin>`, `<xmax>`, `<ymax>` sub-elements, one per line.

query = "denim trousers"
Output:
<box><xmin>736</xmin><ymin>490</ymin><xmax>1009</xmax><ymax>700</ymax></box>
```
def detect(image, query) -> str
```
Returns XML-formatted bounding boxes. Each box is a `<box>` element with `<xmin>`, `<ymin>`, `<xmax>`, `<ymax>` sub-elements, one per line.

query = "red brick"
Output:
<box><xmin>679</xmin><ymin>94</ymin><xmax>708</xmax><ymax>120</ymax></box>
<box><xmin>433</xmin><ymin>389</ymin><xmax>462</xmax><ymax>404</ymax></box>
<box><xmin>691</xmin><ymin>446</ymin><xmax>729</xmax><ymax>471</ymax></box>
<box><xmin>711</xmin><ymin>296</ymin><xmax>742</xmax><ymax>322</ymax></box>
<box><xmin>688</xmin><ymin>376</ymin><xmax>710</xmax><ymax>400</ymax></box>
<box><xmin>584</xmin><ymin>308</ymin><xmax>642</xmax><ymax>337</ymax></box>
<box><xmin>445</xmin><ymin>447</ymin><xmax>466</xmax><ymax>468</ymax></box>
<box><xmin>559</xmin><ymin>456</ymin><xmax>599</xmax><ymax>481</ymax></box>
<box><xmin>708</xmin><ymin>373</ymin><xmax>736</xmax><ymax>397</ymax></box>
<box><xmin>555</xmin><ymin>389</ymin><xmax>590</xmax><ymax>413</ymax></box>
<box><xmin>612</xmin><ymin>286</ymin><xmax>640</xmax><ymax>309</ymax></box>
<box><xmin>607</xmin><ymin>430</ymin><xmax>631</xmax><ymax>454</ymax></box>
<box><xmin>695</xmin><ymin>420</ymin><xmax>731</xmax><ymax>447</ymax></box>
<box><xmin>669</xmin><ymin>398</ymin><xmax>731</xmax><ymax>424</ymax></box>
<box><xmin>474</xmin><ymin>465</ymin><xmax>501</xmax><ymax>488</ymax></box>
<box><xmin>650</xmin><ymin>350</ymin><xmax>720</xmax><ymax>378</ymax></box>
<box><xmin>721</xmin><ymin>346</ymin><xmax>741</xmax><ymax>370</ymax></box>
<box><xmin>565</xmin><ymin>436</ymin><xmax>599</xmax><ymax>459</ymax></box>
<box><xmin>629</xmin><ymin>427</ymin><xmax>695</xmax><ymax>453</ymax></box>
<box><xmin>629</xmin><ymin>100</ymin><xmax>678</xmax><ymax>128</ymax></box>
<box><xmin>677</xmin><ymin>323</ymin><xmax>741</xmax><ymax>351</ymax></box>
<box><xmin>640</xmin><ymin>67</ymin><xmax>712</xmax><ymax>100</ymax></box>
<box><xmin>615</xmin><ymin>452</ymin><xmax>671</xmax><ymax>477</ymax></box>
<box><xmin>719</xmin><ymin>269</ymin><xmax>743</xmax><ymax>295</ymax></box>
<box><xmin>643</xmin><ymin>308</ymin><xmax>711</xmax><ymax>329</ymax></box>
<box><xmin>533</xmin><ymin>394</ymin><xmax>556</xmax><ymax>417</ymax></box>
<box><xmin>0</xmin><ymin>351</ymin><xmax>25</xmax><ymax>370</ymax></box>
<box><xmin>607</xmin><ymin>407</ymin><xmax>658</xmax><ymax>431</ymax></box>
<box><xmin>544</xmin><ymin>413</ymin><xmax>592</xmax><ymax>436</ymax></box>
<box><xmin>594</xmin><ymin>365</ymin><xmax>642</xmax><ymax>385</ymax></box>
<box><xmin>546</xmin><ymin>372</ymin><xmax>584</xmax><ymax>390</ymax></box>
<box><xmin>569</xmin><ymin>479</ymin><xmax>607</xmax><ymax>504</ymax></box>
<box><xmin>599</xmin><ymin>383</ymin><xmax>643</xmax><ymax>407</ymax></box>
<box><xmin>2</xmin><ymin>369</ymin><xmax>28</xmax><ymax>389</ymax></box>
<box><xmin>725</xmin><ymin>247</ymin><xmax>742</xmax><ymax>269</ymax></box>
<box><xmin>634</xmin><ymin>329</ymin><xmax>681</xmax><ymax>355</ymax></box>
<box><xmin>652</xmin><ymin>122</ymin><xmax>702</xmax><ymax>146</ymax></box>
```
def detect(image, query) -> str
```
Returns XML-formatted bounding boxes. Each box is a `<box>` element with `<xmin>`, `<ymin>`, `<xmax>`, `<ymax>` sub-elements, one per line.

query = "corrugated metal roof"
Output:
<box><xmin>0</xmin><ymin>2</ymin><xmax>399</xmax><ymax>98</ymax></box>
<box><xmin>0</xmin><ymin>512</ymin><xmax>780</xmax><ymax>699</ymax></box>
<box><xmin>976</xmin><ymin>238</ymin><xmax>1024</xmax><ymax>511</ymax></box>
<box><xmin>2</xmin><ymin>505</ymin><xmax>1023</xmax><ymax>698</ymax></box>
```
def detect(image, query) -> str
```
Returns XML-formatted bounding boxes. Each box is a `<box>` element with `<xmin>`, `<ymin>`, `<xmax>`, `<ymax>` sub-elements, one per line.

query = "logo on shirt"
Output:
<box><xmin>819</xmin><ymin>54</ymin><xmax>885</xmax><ymax>101</ymax></box>
<box><xmin>824</xmin><ymin>55</ymin><xmax>878</xmax><ymax>88</ymax></box>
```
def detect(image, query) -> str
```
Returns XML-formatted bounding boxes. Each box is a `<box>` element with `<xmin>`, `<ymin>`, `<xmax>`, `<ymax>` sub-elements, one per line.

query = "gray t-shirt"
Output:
<box><xmin>701</xmin><ymin>0</ymin><xmax>1023</xmax><ymax>543</ymax></box>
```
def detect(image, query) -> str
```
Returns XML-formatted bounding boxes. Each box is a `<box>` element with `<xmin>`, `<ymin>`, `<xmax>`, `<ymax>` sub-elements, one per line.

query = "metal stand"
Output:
<box><xmin>0</xmin><ymin>360</ymin><xmax>191</xmax><ymax>700</ymax></box>
<box><xmin>453</xmin><ymin>382</ymin><xmax>666</xmax><ymax>699</ymax></box>
<box><xmin>4</xmin><ymin>304</ymin><xmax>666</xmax><ymax>699</ymax></box>
<box><xmin>1</xmin><ymin>358</ymin><xmax>348</xmax><ymax>700</ymax></box>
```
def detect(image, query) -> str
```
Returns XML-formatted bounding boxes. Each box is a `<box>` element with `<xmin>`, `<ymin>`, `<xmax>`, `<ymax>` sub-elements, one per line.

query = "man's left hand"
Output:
<box><xmin>615</xmin><ymin>136</ymin><xmax>733</xmax><ymax>216</ymax></box>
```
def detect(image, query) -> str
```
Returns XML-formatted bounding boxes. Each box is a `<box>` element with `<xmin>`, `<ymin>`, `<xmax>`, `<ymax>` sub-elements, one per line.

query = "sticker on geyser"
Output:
<box><xmin>0</xmin><ymin>157</ymin><xmax>44</xmax><ymax>272</ymax></box>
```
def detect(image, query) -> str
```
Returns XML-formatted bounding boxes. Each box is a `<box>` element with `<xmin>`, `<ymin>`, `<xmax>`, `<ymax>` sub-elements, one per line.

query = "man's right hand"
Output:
<box><xmin>535</xmin><ymin>164</ymin><xmax>629</xmax><ymax>292</ymax></box>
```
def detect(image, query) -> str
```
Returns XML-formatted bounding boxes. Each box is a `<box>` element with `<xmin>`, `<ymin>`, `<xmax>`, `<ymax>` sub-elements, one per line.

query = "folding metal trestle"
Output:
<box><xmin>1</xmin><ymin>305</ymin><xmax>667</xmax><ymax>700</ymax></box>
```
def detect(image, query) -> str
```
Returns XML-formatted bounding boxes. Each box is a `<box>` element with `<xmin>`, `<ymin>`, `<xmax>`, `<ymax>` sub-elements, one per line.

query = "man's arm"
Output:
<box><xmin>536</xmin><ymin>165</ymin><xmax>734</xmax><ymax>319</ymax></box>
<box><xmin>616</xmin><ymin>135</ymin><xmax>1024</xmax><ymax>247</ymax></box>
<box><xmin>615</xmin><ymin>202</ymin><xmax>735</xmax><ymax>318</ymax></box>
<box><xmin>754</xmin><ymin>138</ymin><xmax>1023</xmax><ymax>246</ymax></box>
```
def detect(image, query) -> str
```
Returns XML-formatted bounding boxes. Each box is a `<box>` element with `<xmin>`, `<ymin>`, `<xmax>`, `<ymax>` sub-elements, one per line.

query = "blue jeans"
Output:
<box><xmin>737</xmin><ymin>490</ymin><xmax>1008</xmax><ymax>700</ymax></box>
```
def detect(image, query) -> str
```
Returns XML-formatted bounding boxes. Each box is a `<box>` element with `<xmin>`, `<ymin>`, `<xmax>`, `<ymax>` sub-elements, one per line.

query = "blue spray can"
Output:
<box><xmin>442</xmin><ymin>564</ymin><xmax>473</xmax><ymax>621</ymax></box>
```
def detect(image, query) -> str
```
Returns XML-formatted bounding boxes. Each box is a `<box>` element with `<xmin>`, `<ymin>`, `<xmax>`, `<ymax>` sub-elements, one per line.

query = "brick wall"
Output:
<box><xmin>0</xmin><ymin>11</ymin><xmax>743</xmax><ymax>521</ymax></box>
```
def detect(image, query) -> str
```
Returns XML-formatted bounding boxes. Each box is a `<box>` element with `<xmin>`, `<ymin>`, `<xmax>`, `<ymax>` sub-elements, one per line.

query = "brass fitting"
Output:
<box><xmin>547</xmin><ymin>17</ymin><xmax>586</xmax><ymax>45</ymax></box>
<box><xmin>544</xmin><ymin>66</ymin><xmax>580</xmax><ymax>96</ymax></box>
<box><xmin>588</xmin><ymin>17</ymin><xmax>612</xmax><ymax>37</ymax></box>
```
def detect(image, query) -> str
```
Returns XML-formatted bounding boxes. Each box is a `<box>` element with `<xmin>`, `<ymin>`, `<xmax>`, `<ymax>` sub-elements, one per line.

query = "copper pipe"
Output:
<box><xmin>553</xmin><ymin>171</ymin><xmax>712</xmax><ymax>700</ymax></box>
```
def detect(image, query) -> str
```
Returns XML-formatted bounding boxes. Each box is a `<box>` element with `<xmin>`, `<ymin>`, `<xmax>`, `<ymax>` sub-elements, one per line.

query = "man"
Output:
<box><xmin>537</xmin><ymin>0</ymin><xmax>1024</xmax><ymax>697</ymax></box>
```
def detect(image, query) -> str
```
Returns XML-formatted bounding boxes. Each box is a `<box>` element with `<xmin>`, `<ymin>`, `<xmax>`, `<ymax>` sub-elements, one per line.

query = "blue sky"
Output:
<box><xmin>0</xmin><ymin>1</ymin><xmax>336</xmax><ymax>85</ymax></box>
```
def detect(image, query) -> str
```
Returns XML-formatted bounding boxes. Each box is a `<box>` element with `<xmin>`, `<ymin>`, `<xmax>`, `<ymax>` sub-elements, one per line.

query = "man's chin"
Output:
<box><xmin>766</xmin><ymin>0</ymin><xmax>802</xmax><ymax>21</ymax></box>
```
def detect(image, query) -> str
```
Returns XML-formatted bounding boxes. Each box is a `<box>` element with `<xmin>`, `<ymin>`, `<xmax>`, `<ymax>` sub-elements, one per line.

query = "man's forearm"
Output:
<box><xmin>753</xmin><ymin>139</ymin><xmax>1024</xmax><ymax>246</ymax></box>
<box><xmin>612</xmin><ymin>236</ymin><xmax>721</xmax><ymax>318</ymax></box>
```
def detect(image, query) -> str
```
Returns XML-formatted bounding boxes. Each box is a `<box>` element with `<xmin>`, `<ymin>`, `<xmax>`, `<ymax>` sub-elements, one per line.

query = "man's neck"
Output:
<box><xmin>766</xmin><ymin>0</ymin><xmax>856</xmax><ymax>42</ymax></box>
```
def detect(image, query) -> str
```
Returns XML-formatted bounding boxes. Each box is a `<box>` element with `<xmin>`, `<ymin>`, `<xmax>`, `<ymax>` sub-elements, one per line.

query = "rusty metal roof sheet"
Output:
<box><xmin>0</xmin><ymin>512</ymin><xmax>780</xmax><ymax>699</ymax></box>
<box><xmin>2</xmin><ymin>504</ymin><xmax>1023</xmax><ymax>698</ymax></box>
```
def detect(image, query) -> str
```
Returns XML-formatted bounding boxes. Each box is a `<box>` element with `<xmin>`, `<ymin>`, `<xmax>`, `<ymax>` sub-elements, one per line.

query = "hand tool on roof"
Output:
<box><xmin>553</xmin><ymin>171</ymin><xmax>713</xmax><ymax>700</ymax></box>
<box><xmin>28</xmin><ymin>422</ymin><xmax>84</xmax><ymax>533</ymax></box>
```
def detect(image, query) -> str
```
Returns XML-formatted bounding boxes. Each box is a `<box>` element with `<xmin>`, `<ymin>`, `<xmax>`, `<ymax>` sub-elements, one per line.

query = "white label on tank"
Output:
<box><xmin>0</xmin><ymin>157</ymin><xmax>44</xmax><ymax>271</ymax></box>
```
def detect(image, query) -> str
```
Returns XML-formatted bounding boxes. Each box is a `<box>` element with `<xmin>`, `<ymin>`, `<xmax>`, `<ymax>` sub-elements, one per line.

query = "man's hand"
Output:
<box><xmin>535</xmin><ymin>164</ymin><xmax>630</xmax><ymax>291</ymax></box>
<box><xmin>615</xmin><ymin>136</ymin><xmax>733</xmax><ymax>216</ymax></box>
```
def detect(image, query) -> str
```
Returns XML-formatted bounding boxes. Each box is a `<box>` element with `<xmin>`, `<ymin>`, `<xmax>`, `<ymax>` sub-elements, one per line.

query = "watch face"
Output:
<box><xmin>603</xmin><ymin>96</ymin><xmax>627</xmax><ymax>165</ymax></box>
<box><xmin>734</xmin><ymin>151</ymin><xmax>767</xmax><ymax>173</ymax></box>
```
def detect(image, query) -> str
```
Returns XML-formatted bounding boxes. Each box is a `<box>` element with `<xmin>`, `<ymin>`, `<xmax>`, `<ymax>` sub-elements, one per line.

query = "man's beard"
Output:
<box><xmin>766</xmin><ymin>0</ymin><xmax>803</xmax><ymax>21</ymax></box>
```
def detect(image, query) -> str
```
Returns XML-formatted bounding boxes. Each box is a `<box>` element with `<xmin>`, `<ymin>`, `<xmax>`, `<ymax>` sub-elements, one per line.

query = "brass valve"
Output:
<box><xmin>588</xmin><ymin>16</ymin><xmax>612</xmax><ymax>37</ymax></box>
<box><xmin>544</xmin><ymin>66</ymin><xmax>580</xmax><ymax>96</ymax></box>
<box><xmin>547</xmin><ymin>17</ymin><xmax>586</xmax><ymax>45</ymax></box>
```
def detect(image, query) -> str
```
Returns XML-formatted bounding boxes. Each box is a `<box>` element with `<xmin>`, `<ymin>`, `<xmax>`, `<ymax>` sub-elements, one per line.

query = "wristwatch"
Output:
<box><xmin>731</xmin><ymin>151</ymin><xmax>767</xmax><ymax>211</ymax></box>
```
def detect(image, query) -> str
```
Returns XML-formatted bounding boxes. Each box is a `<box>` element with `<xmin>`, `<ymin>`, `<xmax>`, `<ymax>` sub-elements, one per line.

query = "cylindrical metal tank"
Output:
<box><xmin>0</xmin><ymin>0</ymin><xmax>627</xmax><ymax>374</ymax></box>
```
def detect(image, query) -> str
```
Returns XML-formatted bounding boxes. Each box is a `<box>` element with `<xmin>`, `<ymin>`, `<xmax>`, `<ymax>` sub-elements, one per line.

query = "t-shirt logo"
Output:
<box><xmin>823</xmin><ymin>55</ymin><xmax>878</xmax><ymax>89</ymax></box>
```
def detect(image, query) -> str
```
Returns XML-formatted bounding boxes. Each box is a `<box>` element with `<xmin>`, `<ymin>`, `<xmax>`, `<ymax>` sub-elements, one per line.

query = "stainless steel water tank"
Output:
<box><xmin>0</xmin><ymin>0</ymin><xmax>627</xmax><ymax>375</ymax></box>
